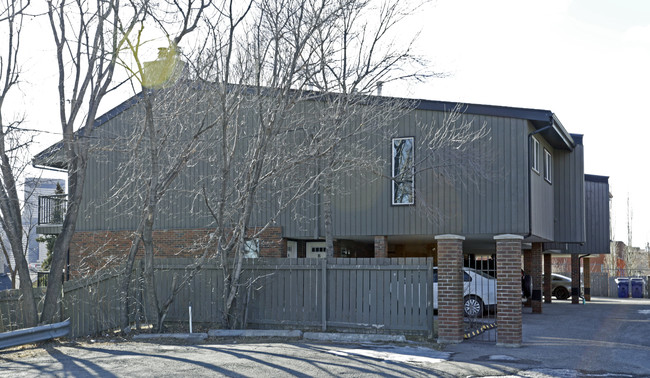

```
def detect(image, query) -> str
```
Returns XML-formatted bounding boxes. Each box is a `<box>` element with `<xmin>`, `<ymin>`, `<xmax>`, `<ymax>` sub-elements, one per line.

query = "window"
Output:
<box><xmin>243</xmin><ymin>239</ymin><xmax>259</xmax><ymax>258</ymax></box>
<box><xmin>531</xmin><ymin>138</ymin><xmax>540</xmax><ymax>173</ymax></box>
<box><xmin>543</xmin><ymin>149</ymin><xmax>552</xmax><ymax>183</ymax></box>
<box><xmin>392</xmin><ymin>137</ymin><xmax>414</xmax><ymax>205</ymax></box>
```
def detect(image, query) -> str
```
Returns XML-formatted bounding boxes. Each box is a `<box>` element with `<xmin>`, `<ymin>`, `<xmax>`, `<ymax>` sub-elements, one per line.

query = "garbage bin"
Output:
<box><xmin>630</xmin><ymin>278</ymin><xmax>645</xmax><ymax>298</ymax></box>
<box><xmin>615</xmin><ymin>278</ymin><xmax>629</xmax><ymax>298</ymax></box>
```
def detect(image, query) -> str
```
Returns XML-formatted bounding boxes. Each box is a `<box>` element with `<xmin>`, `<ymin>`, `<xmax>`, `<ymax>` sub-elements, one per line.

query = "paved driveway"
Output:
<box><xmin>1</xmin><ymin>297</ymin><xmax>649</xmax><ymax>377</ymax></box>
<box><xmin>447</xmin><ymin>296</ymin><xmax>650</xmax><ymax>376</ymax></box>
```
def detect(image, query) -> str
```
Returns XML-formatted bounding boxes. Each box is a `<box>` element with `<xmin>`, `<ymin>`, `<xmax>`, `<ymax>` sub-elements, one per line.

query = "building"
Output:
<box><xmin>23</xmin><ymin>177</ymin><xmax>66</xmax><ymax>264</ymax></box>
<box><xmin>0</xmin><ymin>177</ymin><xmax>65</xmax><ymax>286</ymax></box>
<box><xmin>34</xmin><ymin>86</ymin><xmax>611</xmax><ymax>344</ymax></box>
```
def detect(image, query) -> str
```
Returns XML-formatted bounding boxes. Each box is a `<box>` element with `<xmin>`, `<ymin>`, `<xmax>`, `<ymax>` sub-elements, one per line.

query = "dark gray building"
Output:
<box><xmin>33</xmin><ymin>88</ymin><xmax>607</xmax><ymax>267</ymax></box>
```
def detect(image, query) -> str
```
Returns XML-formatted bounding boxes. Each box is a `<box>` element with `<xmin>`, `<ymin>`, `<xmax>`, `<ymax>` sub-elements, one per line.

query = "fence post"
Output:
<box><xmin>321</xmin><ymin>258</ymin><xmax>327</xmax><ymax>331</ymax></box>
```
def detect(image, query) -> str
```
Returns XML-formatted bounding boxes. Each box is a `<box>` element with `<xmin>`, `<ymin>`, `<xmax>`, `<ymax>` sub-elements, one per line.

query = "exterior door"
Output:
<box><xmin>306</xmin><ymin>241</ymin><xmax>327</xmax><ymax>258</ymax></box>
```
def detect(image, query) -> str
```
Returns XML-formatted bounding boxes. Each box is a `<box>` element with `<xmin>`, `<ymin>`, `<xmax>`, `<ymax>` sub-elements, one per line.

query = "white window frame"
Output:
<box><xmin>543</xmin><ymin>149</ymin><xmax>552</xmax><ymax>183</ymax></box>
<box><xmin>392</xmin><ymin>137</ymin><xmax>415</xmax><ymax>205</ymax></box>
<box><xmin>531</xmin><ymin>138</ymin><xmax>540</xmax><ymax>173</ymax></box>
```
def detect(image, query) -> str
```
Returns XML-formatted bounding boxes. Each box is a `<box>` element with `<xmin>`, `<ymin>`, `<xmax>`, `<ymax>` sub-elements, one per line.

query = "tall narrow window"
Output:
<box><xmin>392</xmin><ymin>137</ymin><xmax>414</xmax><ymax>205</ymax></box>
<box><xmin>531</xmin><ymin>138</ymin><xmax>540</xmax><ymax>173</ymax></box>
<box><xmin>543</xmin><ymin>149</ymin><xmax>552</xmax><ymax>183</ymax></box>
<box><xmin>243</xmin><ymin>239</ymin><xmax>259</xmax><ymax>258</ymax></box>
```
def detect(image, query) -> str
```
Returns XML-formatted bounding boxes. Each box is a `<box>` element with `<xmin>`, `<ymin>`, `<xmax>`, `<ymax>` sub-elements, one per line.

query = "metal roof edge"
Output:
<box><xmin>415</xmin><ymin>98</ymin><xmax>554</xmax><ymax>122</ymax></box>
<box><xmin>33</xmin><ymin>92</ymin><xmax>144</xmax><ymax>168</ymax></box>
<box><xmin>551</xmin><ymin>113</ymin><xmax>575</xmax><ymax>150</ymax></box>
<box><xmin>585</xmin><ymin>174</ymin><xmax>609</xmax><ymax>183</ymax></box>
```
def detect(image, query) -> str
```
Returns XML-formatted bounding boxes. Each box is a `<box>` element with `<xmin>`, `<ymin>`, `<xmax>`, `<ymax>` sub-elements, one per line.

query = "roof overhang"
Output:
<box><xmin>416</xmin><ymin>99</ymin><xmax>575</xmax><ymax>151</ymax></box>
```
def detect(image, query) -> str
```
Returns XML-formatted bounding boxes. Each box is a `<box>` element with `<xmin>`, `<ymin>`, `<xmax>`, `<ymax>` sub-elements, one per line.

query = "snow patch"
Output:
<box><xmin>638</xmin><ymin>309</ymin><xmax>650</xmax><ymax>315</ymax></box>
<box><xmin>518</xmin><ymin>369</ymin><xmax>633</xmax><ymax>378</ymax></box>
<box><xmin>488</xmin><ymin>354</ymin><xmax>518</xmax><ymax>361</ymax></box>
<box><xmin>330</xmin><ymin>346</ymin><xmax>450</xmax><ymax>364</ymax></box>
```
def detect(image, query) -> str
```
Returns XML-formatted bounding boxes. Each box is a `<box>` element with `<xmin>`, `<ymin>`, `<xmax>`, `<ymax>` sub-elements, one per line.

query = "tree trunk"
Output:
<box><xmin>323</xmin><ymin>173</ymin><xmax>334</xmax><ymax>258</ymax></box>
<box><xmin>40</xmin><ymin>153</ymin><xmax>86</xmax><ymax>324</ymax></box>
<box><xmin>142</xmin><ymin>208</ymin><xmax>160</xmax><ymax>330</ymax></box>
<box><xmin>0</xmin><ymin>160</ymin><xmax>38</xmax><ymax>326</ymax></box>
<box><xmin>10</xmin><ymin>236</ymin><xmax>38</xmax><ymax>327</ymax></box>
<box><xmin>119</xmin><ymin>222</ymin><xmax>144</xmax><ymax>332</ymax></box>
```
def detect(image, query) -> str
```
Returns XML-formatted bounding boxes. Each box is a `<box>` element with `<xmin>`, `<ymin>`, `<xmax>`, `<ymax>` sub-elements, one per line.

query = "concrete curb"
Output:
<box><xmin>132</xmin><ymin>330</ymin><xmax>407</xmax><ymax>343</ymax></box>
<box><xmin>303</xmin><ymin>332</ymin><xmax>407</xmax><ymax>343</ymax></box>
<box><xmin>133</xmin><ymin>333</ymin><xmax>208</xmax><ymax>341</ymax></box>
<box><xmin>208</xmin><ymin>330</ymin><xmax>303</xmax><ymax>338</ymax></box>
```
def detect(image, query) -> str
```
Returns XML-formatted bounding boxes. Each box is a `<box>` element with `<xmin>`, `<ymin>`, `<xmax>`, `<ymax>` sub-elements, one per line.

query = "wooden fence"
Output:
<box><xmin>0</xmin><ymin>257</ymin><xmax>435</xmax><ymax>338</ymax></box>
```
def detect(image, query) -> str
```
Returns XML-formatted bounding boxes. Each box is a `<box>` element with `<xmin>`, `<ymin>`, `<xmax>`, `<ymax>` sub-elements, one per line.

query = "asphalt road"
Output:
<box><xmin>1</xmin><ymin>297</ymin><xmax>649</xmax><ymax>377</ymax></box>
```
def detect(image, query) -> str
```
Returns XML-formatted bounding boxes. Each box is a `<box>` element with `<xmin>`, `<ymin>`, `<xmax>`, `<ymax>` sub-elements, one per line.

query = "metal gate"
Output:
<box><xmin>463</xmin><ymin>255</ymin><xmax>497</xmax><ymax>342</ymax></box>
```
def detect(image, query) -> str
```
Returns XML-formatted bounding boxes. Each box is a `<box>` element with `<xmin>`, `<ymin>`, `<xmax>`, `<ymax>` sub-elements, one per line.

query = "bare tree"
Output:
<box><xmin>40</xmin><ymin>0</ymin><xmax>143</xmax><ymax>324</ymax></box>
<box><xmin>191</xmin><ymin>0</ymin><xmax>352</xmax><ymax>327</ymax></box>
<box><xmin>111</xmin><ymin>0</ymin><xmax>215</xmax><ymax>332</ymax></box>
<box><xmin>623</xmin><ymin>195</ymin><xmax>646</xmax><ymax>276</ymax></box>
<box><xmin>301</xmin><ymin>0</ymin><xmax>433</xmax><ymax>257</ymax></box>
<box><xmin>0</xmin><ymin>0</ymin><xmax>40</xmax><ymax>326</ymax></box>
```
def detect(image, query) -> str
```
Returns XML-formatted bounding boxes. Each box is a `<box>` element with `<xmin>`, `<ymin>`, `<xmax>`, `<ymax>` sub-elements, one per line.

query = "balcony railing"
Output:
<box><xmin>38</xmin><ymin>194</ymin><xmax>67</xmax><ymax>225</ymax></box>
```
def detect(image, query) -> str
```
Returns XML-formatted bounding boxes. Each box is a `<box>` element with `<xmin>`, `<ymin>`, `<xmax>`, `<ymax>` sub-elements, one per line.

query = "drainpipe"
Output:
<box><xmin>525</xmin><ymin>123</ymin><xmax>553</xmax><ymax>239</ymax></box>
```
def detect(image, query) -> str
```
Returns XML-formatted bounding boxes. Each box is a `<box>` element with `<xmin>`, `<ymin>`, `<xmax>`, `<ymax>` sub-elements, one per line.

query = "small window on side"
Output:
<box><xmin>531</xmin><ymin>138</ymin><xmax>540</xmax><ymax>173</ymax></box>
<box><xmin>543</xmin><ymin>149</ymin><xmax>552</xmax><ymax>183</ymax></box>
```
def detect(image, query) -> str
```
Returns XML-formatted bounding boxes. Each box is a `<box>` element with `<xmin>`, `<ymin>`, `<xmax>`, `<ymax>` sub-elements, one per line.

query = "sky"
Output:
<box><xmin>390</xmin><ymin>0</ymin><xmax>650</xmax><ymax>248</ymax></box>
<box><xmin>8</xmin><ymin>0</ymin><xmax>650</xmax><ymax>249</ymax></box>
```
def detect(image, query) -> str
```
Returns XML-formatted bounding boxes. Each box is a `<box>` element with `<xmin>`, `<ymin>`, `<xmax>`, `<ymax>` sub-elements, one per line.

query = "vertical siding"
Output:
<box><xmin>564</xmin><ymin>176</ymin><xmax>610</xmax><ymax>254</ymax></box>
<box><xmin>530</xmin><ymin>125</ymin><xmax>555</xmax><ymax>240</ymax></box>
<box><xmin>553</xmin><ymin>142</ymin><xmax>585</xmax><ymax>243</ymax></box>
<box><xmin>78</xmin><ymin>95</ymin><xmax>550</xmax><ymax>241</ymax></box>
<box><xmin>328</xmin><ymin>110</ymin><xmax>529</xmax><ymax>238</ymax></box>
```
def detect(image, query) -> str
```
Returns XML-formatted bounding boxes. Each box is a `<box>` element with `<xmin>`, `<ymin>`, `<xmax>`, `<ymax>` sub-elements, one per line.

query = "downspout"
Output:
<box><xmin>525</xmin><ymin>123</ymin><xmax>553</xmax><ymax>239</ymax></box>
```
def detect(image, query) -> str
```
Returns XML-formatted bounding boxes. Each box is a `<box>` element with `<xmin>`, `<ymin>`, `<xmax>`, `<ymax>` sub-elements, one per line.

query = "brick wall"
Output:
<box><xmin>69</xmin><ymin>226</ymin><xmax>284</xmax><ymax>277</ymax></box>
<box><xmin>571</xmin><ymin>254</ymin><xmax>580</xmax><ymax>304</ymax></box>
<box><xmin>495</xmin><ymin>235</ymin><xmax>523</xmax><ymax>347</ymax></box>
<box><xmin>435</xmin><ymin>235</ymin><xmax>464</xmax><ymax>344</ymax></box>
<box><xmin>374</xmin><ymin>236</ymin><xmax>388</xmax><ymax>258</ymax></box>
<box><xmin>531</xmin><ymin>242</ymin><xmax>543</xmax><ymax>313</ymax></box>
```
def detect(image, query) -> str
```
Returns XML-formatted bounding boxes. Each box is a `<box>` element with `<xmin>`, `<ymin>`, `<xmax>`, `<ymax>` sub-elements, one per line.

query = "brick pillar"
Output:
<box><xmin>584</xmin><ymin>257</ymin><xmax>591</xmax><ymax>301</ymax></box>
<box><xmin>523</xmin><ymin>249</ymin><xmax>532</xmax><ymax>307</ymax></box>
<box><xmin>374</xmin><ymin>236</ymin><xmax>388</xmax><ymax>258</ymax></box>
<box><xmin>571</xmin><ymin>254</ymin><xmax>580</xmax><ymax>304</ymax></box>
<box><xmin>495</xmin><ymin>234</ymin><xmax>523</xmax><ymax>347</ymax></box>
<box><xmin>544</xmin><ymin>253</ymin><xmax>552</xmax><ymax>303</ymax></box>
<box><xmin>435</xmin><ymin>234</ymin><xmax>465</xmax><ymax>344</ymax></box>
<box><xmin>531</xmin><ymin>243</ymin><xmax>543</xmax><ymax>313</ymax></box>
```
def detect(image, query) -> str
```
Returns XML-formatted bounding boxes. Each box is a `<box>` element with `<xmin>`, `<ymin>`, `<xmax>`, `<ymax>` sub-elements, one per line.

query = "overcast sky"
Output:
<box><xmin>12</xmin><ymin>0</ymin><xmax>650</xmax><ymax>249</ymax></box>
<box><xmin>393</xmin><ymin>0</ymin><xmax>650</xmax><ymax>248</ymax></box>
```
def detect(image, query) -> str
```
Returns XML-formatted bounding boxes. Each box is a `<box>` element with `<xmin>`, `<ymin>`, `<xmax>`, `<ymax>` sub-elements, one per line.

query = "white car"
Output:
<box><xmin>433</xmin><ymin>267</ymin><xmax>497</xmax><ymax>317</ymax></box>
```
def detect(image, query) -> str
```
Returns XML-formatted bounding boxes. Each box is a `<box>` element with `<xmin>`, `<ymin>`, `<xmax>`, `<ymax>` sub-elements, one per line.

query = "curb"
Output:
<box><xmin>132</xmin><ymin>330</ymin><xmax>408</xmax><ymax>343</ymax></box>
<box><xmin>208</xmin><ymin>330</ymin><xmax>303</xmax><ymax>338</ymax></box>
<box><xmin>303</xmin><ymin>332</ymin><xmax>407</xmax><ymax>343</ymax></box>
<box><xmin>133</xmin><ymin>333</ymin><xmax>208</xmax><ymax>341</ymax></box>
